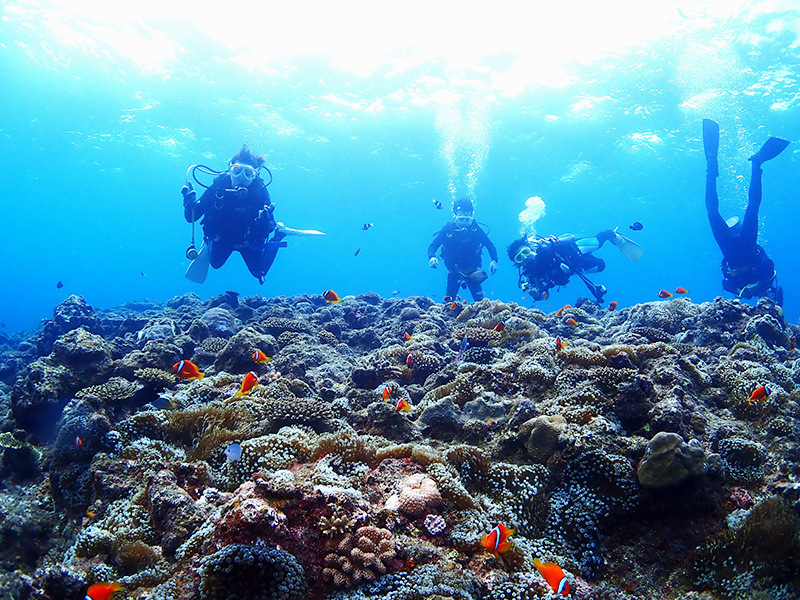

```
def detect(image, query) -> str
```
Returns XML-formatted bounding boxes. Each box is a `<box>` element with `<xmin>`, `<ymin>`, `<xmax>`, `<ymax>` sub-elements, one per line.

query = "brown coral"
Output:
<box><xmin>397</xmin><ymin>473</ymin><xmax>443</xmax><ymax>516</ymax></box>
<box><xmin>322</xmin><ymin>526</ymin><xmax>396</xmax><ymax>587</ymax></box>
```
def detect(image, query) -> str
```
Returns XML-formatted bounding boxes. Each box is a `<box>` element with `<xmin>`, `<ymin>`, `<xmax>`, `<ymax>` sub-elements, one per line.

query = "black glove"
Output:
<box><xmin>181</xmin><ymin>184</ymin><xmax>196</xmax><ymax>210</ymax></box>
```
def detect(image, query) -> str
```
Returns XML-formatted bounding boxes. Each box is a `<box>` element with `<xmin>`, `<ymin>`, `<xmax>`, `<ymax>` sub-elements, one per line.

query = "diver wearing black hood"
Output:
<box><xmin>703</xmin><ymin>119</ymin><xmax>788</xmax><ymax>305</ymax></box>
<box><xmin>428</xmin><ymin>198</ymin><xmax>499</xmax><ymax>302</ymax></box>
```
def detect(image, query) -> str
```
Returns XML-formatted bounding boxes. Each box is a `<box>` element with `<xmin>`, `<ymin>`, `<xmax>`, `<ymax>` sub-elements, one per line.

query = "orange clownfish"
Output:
<box><xmin>555</xmin><ymin>304</ymin><xmax>571</xmax><ymax>318</ymax></box>
<box><xmin>236</xmin><ymin>371</ymin><xmax>259</xmax><ymax>397</ymax></box>
<box><xmin>448</xmin><ymin>302</ymin><xmax>459</xmax><ymax>310</ymax></box>
<box><xmin>658</xmin><ymin>289</ymin><xmax>673</xmax><ymax>299</ymax></box>
<box><xmin>608</xmin><ymin>301</ymin><xmax>618</xmax><ymax>311</ymax></box>
<box><xmin>85</xmin><ymin>582</ymin><xmax>122</xmax><ymax>600</ymax></box>
<box><xmin>382</xmin><ymin>385</ymin><xmax>393</xmax><ymax>400</ymax></box>
<box><xmin>555</xmin><ymin>336</ymin><xmax>568</xmax><ymax>351</ymax></box>
<box><xmin>533</xmin><ymin>558</ymin><xmax>570</xmax><ymax>596</ymax></box>
<box><xmin>173</xmin><ymin>360</ymin><xmax>204</xmax><ymax>381</ymax></box>
<box><xmin>565</xmin><ymin>317</ymin><xmax>578</xmax><ymax>327</ymax></box>
<box><xmin>403</xmin><ymin>332</ymin><xmax>413</xmax><ymax>342</ymax></box>
<box><xmin>406</xmin><ymin>353</ymin><xmax>414</xmax><ymax>368</ymax></box>
<box><xmin>481</xmin><ymin>523</ymin><xmax>515</xmax><ymax>558</ymax></box>
<box><xmin>492</xmin><ymin>321</ymin><xmax>506</xmax><ymax>333</ymax></box>
<box><xmin>541</xmin><ymin>291</ymin><xmax>549</xmax><ymax>301</ymax></box>
<box><xmin>396</xmin><ymin>398</ymin><xmax>411</xmax><ymax>412</ymax></box>
<box><xmin>790</xmin><ymin>334</ymin><xmax>797</xmax><ymax>347</ymax></box>
<box><xmin>748</xmin><ymin>384</ymin><xmax>773</xmax><ymax>403</ymax></box>
<box><xmin>252</xmin><ymin>349</ymin><xmax>271</xmax><ymax>363</ymax></box>
<box><xmin>74</xmin><ymin>436</ymin><xmax>83</xmax><ymax>448</ymax></box>
<box><xmin>674</xmin><ymin>286</ymin><xmax>689</xmax><ymax>294</ymax></box>
<box><xmin>322</xmin><ymin>290</ymin><xmax>341</xmax><ymax>303</ymax></box>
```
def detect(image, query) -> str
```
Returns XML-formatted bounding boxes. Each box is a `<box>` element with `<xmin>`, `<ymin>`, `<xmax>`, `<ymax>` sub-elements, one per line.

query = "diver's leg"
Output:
<box><xmin>240</xmin><ymin>246</ymin><xmax>265</xmax><ymax>280</ymax></box>
<box><xmin>445</xmin><ymin>271</ymin><xmax>461</xmax><ymax>300</ymax></box>
<box><xmin>740</xmin><ymin>162</ymin><xmax>763</xmax><ymax>248</ymax></box>
<box><xmin>209</xmin><ymin>240</ymin><xmax>233</xmax><ymax>269</ymax></box>
<box><xmin>705</xmin><ymin>166</ymin><xmax>734</xmax><ymax>256</ymax></box>
<box><xmin>466</xmin><ymin>279</ymin><xmax>485</xmax><ymax>302</ymax></box>
<box><xmin>581</xmin><ymin>255</ymin><xmax>606</xmax><ymax>274</ymax></box>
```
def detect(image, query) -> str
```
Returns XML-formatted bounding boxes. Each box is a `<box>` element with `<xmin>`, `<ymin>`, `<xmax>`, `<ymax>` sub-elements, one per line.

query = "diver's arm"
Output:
<box><xmin>479</xmin><ymin>229</ymin><xmax>499</xmax><ymax>262</ymax></box>
<box><xmin>427</xmin><ymin>229</ymin><xmax>447</xmax><ymax>258</ymax></box>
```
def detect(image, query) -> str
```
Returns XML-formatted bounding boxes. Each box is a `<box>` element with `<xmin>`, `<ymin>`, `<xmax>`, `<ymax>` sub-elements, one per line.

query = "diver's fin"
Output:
<box><xmin>725</xmin><ymin>216</ymin><xmax>740</xmax><ymax>229</ymax></box>
<box><xmin>749</xmin><ymin>137</ymin><xmax>790</xmax><ymax>164</ymax></box>
<box><xmin>703</xmin><ymin>119</ymin><xmax>720</xmax><ymax>177</ymax></box>
<box><xmin>611</xmin><ymin>229</ymin><xmax>644</xmax><ymax>263</ymax></box>
<box><xmin>185</xmin><ymin>243</ymin><xmax>210</xmax><ymax>284</ymax></box>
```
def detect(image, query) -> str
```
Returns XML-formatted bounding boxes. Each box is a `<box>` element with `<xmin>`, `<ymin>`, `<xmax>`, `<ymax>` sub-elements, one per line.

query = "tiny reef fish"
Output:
<box><xmin>236</xmin><ymin>371</ymin><xmax>259</xmax><ymax>397</ymax></box>
<box><xmin>84</xmin><ymin>582</ymin><xmax>122</xmax><ymax>600</ymax></box>
<box><xmin>555</xmin><ymin>304</ymin><xmax>571</xmax><ymax>318</ymax></box>
<box><xmin>225</xmin><ymin>443</ymin><xmax>242</xmax><ymax>462</ymax></box>
<box><xmin>362</xmin><ymin>223</ymin><xmax>373</xmax><ymax>230</ymax></box>
<box><xmin>492</xmin><ymin>321</ymin><xmax>506</xmax><ymax>332</ymax></box>
<box><xmin>565</xmin><ymin>317</ymin><xmax>578</xmax><ymax>327</ymax></box>
<box><xmin>481</xmin><ymin>523</ymin><xmax>515</xmax><ymax>558</ymax></box>
<box><xmin>403</xmin><ymin>332</ymin><xmax>413</xmax><ymax>342</ymax></box>
<box><xmin>382</xmin><ymin>385</ymin><xmax>393</xmax><ymax>400</ymax></box>
<box><xmin>629</xmin><ymin>221</ymin><xmax>643</xmax><ymax>231</ymax></box>
<box><xmin>674</xmin><ymin>286</ymin><xmax>689</xmax><ymax>294</ymax></box>
<box><xmin>56</xmin><ymin>280</ymin><xmax>64</xmax><ymax>289</ymax></box>
<box><xmin>555</xmin><ymin>336</ymin><xmax>568</xmax><ymax>351</ymax></box>
<box><xmin>354</xmin><ymin>247</ymin><xmax>361</xmax><ymax>256</ymax></box>
<box><xmin>173</xmin><ymin>360</ymin><xmax>204</xmax><ymax>381</ymax></box>
<box><xmin>748</xmin><ymin>384</ymin><xmax>773</xmax><ymax>403</ymax></box>
<box><xmin>74</xmin><ymin>436</ymin><xmax>82</xmax><ymax>448</ymax></box>
<box><xmin>432</xmin><ymin>199</ymin><xmax>443</xmax><ymax>209</ymax></box>
<box><xmin>448</xmin><ymin>302</ymin><xmax>459</xmax><ymax>310</ymax></box>
<box><xmin>322</xmin><ymin>290</ymin><xmax>341</xmax><ymax>303</ymax></box>
<box><xmin>396</xmin><ymin>398</ymin><xmax>411</xmax><ymax>412</ymax></box>
<box><xmin>658</xmin><ymin>289</ymin><xmax>674</xmax><ymax>298</ymax></box>
<box><xmin>406</xmin><ymin>353</ymin><xmax>413</xmax><ymax>367</ymax></box>
<box><xmin>608</xmin><ymin>301</ymin><xmax>618</xmax><ymax>311</ymax></box>
<box><xmin>252</xmin><ymin>349</ymin><xmax>270</xmax><ymax>363</ymax></box>
<box><xmin>533</xmin><ymin>558</ymin><xmax>570</xmax><ymax>596</ymax></box>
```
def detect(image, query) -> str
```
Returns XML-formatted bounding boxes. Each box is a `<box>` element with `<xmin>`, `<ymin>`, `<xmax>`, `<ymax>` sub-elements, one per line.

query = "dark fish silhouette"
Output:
<box><xmin>629</xmin><ymin>222</ymin><xmax>643</xmax><ymax>231</ymax></box>
<box><xmin>56</xmin><ymin>281</ymin><xmax>64</xmax><ymax>289</ymax></box>
<box><xmin>362</xmin><ymin>223</ymin><xmax>373</xmax><ymax>230</ymax></box>
<box><xmin>354</xmin><ymin>247</ymin><xmax>361</xmax><ymax>256</ymax></box>
<box><xmin>432</xmin><ymin>199</ymin><xmax>443</xmax><ymax>210</ymax></box>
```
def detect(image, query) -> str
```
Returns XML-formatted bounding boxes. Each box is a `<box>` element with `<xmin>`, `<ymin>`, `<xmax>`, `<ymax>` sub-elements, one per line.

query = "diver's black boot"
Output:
<box><xmin>749</xmin><ymin>137</ymin><xmax>790</xmax><ymax>165</ymax></box>
<box><xmin>703</xmin><ymin>119</ymin><xmax>720</xmax><ymax>178</ymax></box>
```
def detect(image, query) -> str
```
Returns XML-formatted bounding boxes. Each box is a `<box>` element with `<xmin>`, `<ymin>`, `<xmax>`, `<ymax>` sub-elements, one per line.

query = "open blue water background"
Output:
<box><xmin>1</xmin><ymin>1</ymin><xmax>798</xmax><ymax>334</ymax></box>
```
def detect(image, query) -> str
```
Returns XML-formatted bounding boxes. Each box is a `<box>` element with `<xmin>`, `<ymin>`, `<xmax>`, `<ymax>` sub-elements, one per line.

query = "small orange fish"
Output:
<box><xmin>555</xmin><ymin>304</ymin><xmax>571</xmax><ymax>318</ymax></box>
<box><xmin>173</xmin><ymin>360</ymin><xmax>204</xmax><ymax>381</ymax></box>
<box><xmin>565</xmin><ymin>317</ymin><xmax>578</xmax><ymax>327</ymax></box>
<box><xmin>462</xmin><ymin>299</ymin><xmax>467</xmax><ymax>305</ymax></box>
<box><xmin>533</xmin><ymin>558</ymin><xmax>570</xmax><ymax>596</ymax></box>
<box><xmin>448</xmin><ymin>302</ymin><xmax>459</xmax><ymax>310</ymax></box>
<box><xmin>658</xmin><ymin>290</ymin><xmax>673</xmax><ymax>299</ymax></box>
<box><xmin>406</xmin><ymin>353</ymin><xmax>413</xmax><ymax>368</ymax></box>
<box><xmin>608</xmin><ymin>301</ymin><xmax>618</xmax><ymax>311</ymax></box>
<box><xmin>541</xmin><ymin>291</ymin><xmax>549</xmax><ymax>300</ymax></box>
<box><xmin>74</xmin><ymin>436</ymin><xmax>82</xmax><ymax>448</ymax></box>
<box><xmin>481</xmin><ymin>523</ymin><xmax>515</xmax><ymax>558</ymax></box>
<box><xmin>555</xmin><ymin>336</ymin><xmax>568</xmax><ymax>351</ymax></box>
<box><xmin>748</xmin><ymin>384</ymin><xmax>773</xmax><ymax>403</ymax></box>
<box><xmin>403</xmin><ymin>332</ymin><xmax>413</xmax><ymax>342</ymax></box>
<box><xmin>322</xmin><ymin>290</ymin><xmax>341</xmax><ymax>303</ymax></box>
<box><xmin>84</xmin><ymin>510</ymin><xmax>97</xmax><ymax>519</ymax></box>
<box><xmin>791</xmin><ymin>335</ymin><xmax>797</xmax><ymax>347</ymax></box>
<box><xmin>674</xmin><ymin>286</ymin><xmax>689</xmax><ymax>294</ymax></box>
<box><xmin>85</xmin><ymin>582</ymin><xmax>122</xmax><ymax>600</ymax></box>
<box><xmin>396</xmin><ymin>398</ymin><xmax>411</xmax><ymax>412</ymax></box>
<box><xmin>236</xmin><ymin>371</ymin><xmax>259</xmax><ymax>397</ymax></box>
<box><xmin>252</xmin><ymin>349</ymin><xmax>271</xmax><ymax>363</ymax></box>
<box><xmin>382</xmin><ymin>385</ymin><xmax>393</xmax><ymax>400</ymax></box>
<box><xmin>492</xmin><ymin>321</ymin><xmax>506</xmax><ymax>332</ymax></box>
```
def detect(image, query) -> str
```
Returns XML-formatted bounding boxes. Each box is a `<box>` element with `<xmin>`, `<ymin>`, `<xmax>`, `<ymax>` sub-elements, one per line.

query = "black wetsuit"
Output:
<box><xmin>705</xmin><ymin>163</ymin><xmax>782</xmax><ymax>304</ymax></box>
<box><xmin>518</xmin><ymin>231</ymin><xmax>613</xmax><ymax>301</ymax></box>
<box><xmin>184</xmin><ymin>174</ymin><xmax>285</xmax><ymax>282</ymax></box>
<box><xmin>428</xmin><ymin>221</ymin><xmax>498</xmax><ymax>301</ymax></box>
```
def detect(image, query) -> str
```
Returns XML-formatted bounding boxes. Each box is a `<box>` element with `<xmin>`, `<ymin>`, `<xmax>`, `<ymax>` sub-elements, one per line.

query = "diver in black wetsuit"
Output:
<box><xmin>181</xmin><ymin>145</ymin><xmax>286</xmax><ymax>284</ymax></box>
<box><xmin>702</xmin><ymin>119</ymin><xmax>788</xmax><ymax>305</ymax></box>
<box><xmin>508</xmin><ymin>229</ymin><xmax>642</xmax><ymax>303</ymax></box>
<box><xmin>428</xmin><ymin>198</ymin><xmax>499</xmax><ymax>302</ymax></box>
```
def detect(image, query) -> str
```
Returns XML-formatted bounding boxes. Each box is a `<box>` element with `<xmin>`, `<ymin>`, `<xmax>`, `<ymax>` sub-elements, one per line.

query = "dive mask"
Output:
<box><xmin>454</xmin><ymin>215</ymin><xmax>475</xmax><ymax>227</ymax></box>
<box><xmin>229</xmin><ymin>163</ymin><xmax>258</xmax><ymax>181</ymax></box>
<box><xmin>513</xmin><ymin>246</ymin><xmax>533</xmax><ymax>264</ymax></box>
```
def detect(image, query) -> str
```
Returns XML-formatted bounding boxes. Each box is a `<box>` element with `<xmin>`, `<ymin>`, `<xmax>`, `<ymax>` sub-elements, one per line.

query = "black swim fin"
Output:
<box><xmin>703</xmin><ymin>119</ymin><xmax>720</xmax><ymax>177</ymax></box>
<box><xmin>749</xmin><ymin>137</ymin><xmax>790</xmax><ymax>164</ymax></box>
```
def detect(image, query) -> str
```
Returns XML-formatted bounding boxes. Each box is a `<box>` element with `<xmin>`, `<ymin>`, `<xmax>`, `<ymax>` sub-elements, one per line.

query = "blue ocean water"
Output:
<box><xmin>1</xmin><ymin>1</ymin><xmax>798</xmax><ymax>334</ymax></box>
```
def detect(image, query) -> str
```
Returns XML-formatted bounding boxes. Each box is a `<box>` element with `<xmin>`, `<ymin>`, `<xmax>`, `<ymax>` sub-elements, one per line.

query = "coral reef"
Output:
<box><xmin>1</xmin><ymin>292</ymin><xmax>799</xmax><ymax>600</ymax></box>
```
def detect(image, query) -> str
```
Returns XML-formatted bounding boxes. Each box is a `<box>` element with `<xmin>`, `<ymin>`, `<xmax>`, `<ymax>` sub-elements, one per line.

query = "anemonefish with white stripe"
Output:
<box><xmin>533</xmin><ymin>558</ymin><xmax>570</xmax><ymax>596</ymax></box>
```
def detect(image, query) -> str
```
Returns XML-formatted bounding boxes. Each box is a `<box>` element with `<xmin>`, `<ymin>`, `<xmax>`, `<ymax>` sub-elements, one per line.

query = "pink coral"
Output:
<box><xmin>397</xmin><ymin>473</ymin><xmax>442</xmax><ymax>517</ymax></box>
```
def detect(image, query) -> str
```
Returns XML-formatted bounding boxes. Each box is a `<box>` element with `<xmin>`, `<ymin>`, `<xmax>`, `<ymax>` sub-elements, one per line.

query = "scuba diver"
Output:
<box><xmin>702</xmin><ymin>119</ymin><xmax>788</xmax><ymax>305</ymax></box>
<box><xmin>181</xmin><ymin>144</ymin><xmax>323</xmax><ymax>284</ymax></box>
<box><xmin>428</xmin><ymin>198</ymin><xmax>499</xmax><ymax>302</ymax></box>
<box><xmin>508</xmin><ymin>229</ymin><xmax>642</xmax><ymax>302</ymax></box>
